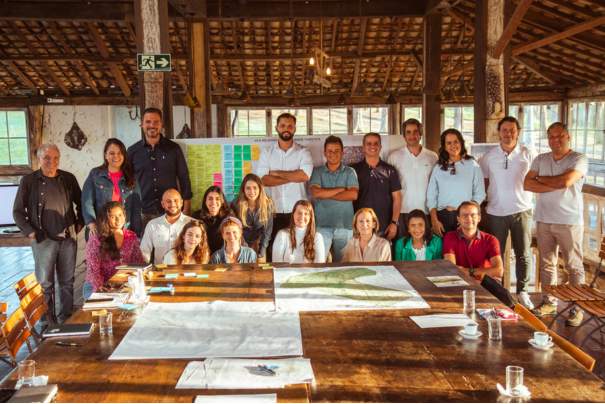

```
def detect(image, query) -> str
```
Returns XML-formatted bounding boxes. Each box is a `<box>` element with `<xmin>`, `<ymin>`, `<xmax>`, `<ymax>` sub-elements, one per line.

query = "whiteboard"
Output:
<box><xmin>174</xmin><ymin>135</ymin><xmax>406</xmax><ymax>210</ymax></box>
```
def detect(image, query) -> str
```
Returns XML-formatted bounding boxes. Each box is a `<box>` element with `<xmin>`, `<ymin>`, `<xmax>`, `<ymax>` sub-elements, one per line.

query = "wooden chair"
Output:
<box><xmin>514</xmin><ymin>303</ymin><xmax>547</xmax><ymax>332</ymax></box>
<box><xmin>14</xmin><ymin>272</ymin><xmax>39</xmax><ymax>300</ymax></box>
<box><xmin>480</xmin><ymin>275</ymin><xmax>517</xmax><ymax>310</ymax></box>
<box><xmin>1</xmin><ymin>307</ymin><xmax>33</xmax><ymax>368</ymax></box>
<box><xmin>0</xmin><ymin>303</ymin><xmax>10</xmax><ymax>366</ymax></box>
<box><xmin>546</xmin><ymin>329</ymin><xmax>595</xmax><ymax>372</ymax></box>
<box><xmin>20</xmin><ymin>284</ymin><xmax>49</xmax><ymax>346</ymax></box>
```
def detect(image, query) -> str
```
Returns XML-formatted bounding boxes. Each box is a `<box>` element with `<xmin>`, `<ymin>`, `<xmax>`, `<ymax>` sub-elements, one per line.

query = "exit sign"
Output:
<box><xmin>137</xmin><ymin>54</ymin><xmax>171</xmax><ymax>71</ymax></box>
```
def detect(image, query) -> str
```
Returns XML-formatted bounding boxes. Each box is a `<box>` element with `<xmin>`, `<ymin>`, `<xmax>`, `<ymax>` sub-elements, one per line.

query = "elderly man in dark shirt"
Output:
<box><xmin>127</xmin><ymin>107</ymin><xmax>192</xmax><ymax>233</ymax></box>
<box><xmin>13</xmin><ymin>143</ymin><xmax>84</xmax><ymax>324</ymax></box>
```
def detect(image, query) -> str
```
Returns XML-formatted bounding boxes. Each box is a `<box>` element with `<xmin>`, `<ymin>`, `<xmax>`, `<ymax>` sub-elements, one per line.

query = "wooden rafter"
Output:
<box><xmin>512</xmin><ymin>55</ymin><xmax>559</xmax><ymax>85</ymax></box>
<box><xmin>492</xmin><ymin>0</ymin><xmax>533</xmax><ymax>59</ymax></box>
<box><xmin>86</xmin><ymin>22</ymin><xmax>131</xmax><ymax>97</ymax></box>
<box><xmin>351</xmin><ymin>18</ymin><xmax>367</xmax><ymax>91</ymax></box>
<box><xmin>4</xmin><ymin>61</ymin><xmax>38</xmax><ymax>94</ymax></box>
<box><xmin>381</xmin><ymin>18</ymin><xmax>402</xmax><ymax>92</ymax></box>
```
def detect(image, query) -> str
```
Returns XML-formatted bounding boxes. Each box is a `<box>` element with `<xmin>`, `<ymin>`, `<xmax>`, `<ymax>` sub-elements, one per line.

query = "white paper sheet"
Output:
<box><xmin>427</xmin><ymin>275</ymin><xmax>469</xmax><ymax>287</ymax></box>
<box><xmin>195</xmin><ymin>394</ymin><xmax>277</xmax><ymax>403</ymax></box>
<box><xmin>410</xmin><ymin>313</ymin><xmax>472</xmax><ymax>328</ymax></box>
<box><xmin>176</xmin><ymin>358</ymin><xmax>314</xmax><ymax>390</ymax></box>
<box><xmin>274</xmin><ymin>265</ymin><xmax>430</xmax><ymax>312</ymax></box>
<box><xmin>109</xmin><ymin>301</ymin><xmax>303</xmax><ymax>360</ymax></box>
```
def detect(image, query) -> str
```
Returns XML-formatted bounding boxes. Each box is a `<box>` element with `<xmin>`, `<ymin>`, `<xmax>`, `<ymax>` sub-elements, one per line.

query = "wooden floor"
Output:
<box><xmin>0</xmin><ymin>236</ymin><xmax>603</xmax><ymax>385</ymax></box>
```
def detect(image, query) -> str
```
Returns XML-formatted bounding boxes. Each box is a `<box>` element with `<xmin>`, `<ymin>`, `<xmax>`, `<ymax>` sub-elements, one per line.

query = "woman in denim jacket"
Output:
<box><xmin>82</xmin><ymin>139</ymin><xmax>142</xmax><ymax>239</ymax></box>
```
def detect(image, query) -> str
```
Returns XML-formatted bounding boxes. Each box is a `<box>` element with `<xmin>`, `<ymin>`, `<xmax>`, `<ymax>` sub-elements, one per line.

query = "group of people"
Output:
<box><xmin>13</xmin><ymin>107</ymin><xmax>588</xmax><ymax>328</ymax></box>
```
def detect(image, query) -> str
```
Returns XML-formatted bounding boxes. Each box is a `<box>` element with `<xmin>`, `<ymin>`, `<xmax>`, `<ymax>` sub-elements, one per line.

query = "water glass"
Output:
<box><xmin>506</xmin><ymin>366</ymin><xmax>524</xmax><ymax>394</ymax></box>
<box><xmin>18</xmin><ymin>360</ymin><xmax>35</xmax><ymax>388</ymax></box>
<box><xmin>99</xmin><ymin>312</ymin><xmax>113</xmax><ymax>336</ymax></box>
<box><xmin>463</xmin><ymin>290</ymin><xmax>475</xmax><ymax>312</ymax></box>
<box><xmin>488</xmin><ymin>315</ymin><xmax>502</xmax><ymax>340</ymax></box>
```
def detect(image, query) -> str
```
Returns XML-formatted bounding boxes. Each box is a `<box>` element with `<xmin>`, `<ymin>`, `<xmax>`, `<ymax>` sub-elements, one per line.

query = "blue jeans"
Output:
<box><xmin>82</xmin><ymin>281</ymin><xmax>94</xmax><ymax>300</ymax></box>
<box><xmin>317</xmin><ymin>227</ymin><xmax>353</xmax><ymax>263</ymax></box>
<box><xmin>31</xmin><ymin>237</ymin><xmax>77</xmax><ymax>323</ymax></box>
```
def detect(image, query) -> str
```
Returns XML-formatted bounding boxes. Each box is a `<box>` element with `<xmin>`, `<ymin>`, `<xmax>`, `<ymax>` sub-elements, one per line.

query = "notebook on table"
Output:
<box><xmin>42</xmin><ymin>323</ymin><xmax>93</xmax><ymax>338</ymax></box>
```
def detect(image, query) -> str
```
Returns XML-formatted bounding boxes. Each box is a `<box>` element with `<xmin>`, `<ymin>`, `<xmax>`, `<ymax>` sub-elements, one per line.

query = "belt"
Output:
<box><xmin>444</xmin><ymin>206</ymin><xmax>457</xmax><ymax>212</ymax></box>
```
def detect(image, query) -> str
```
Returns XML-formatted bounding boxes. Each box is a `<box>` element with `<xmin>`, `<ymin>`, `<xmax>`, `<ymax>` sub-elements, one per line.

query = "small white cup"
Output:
<box><xmin>534</xmin><ymin>331</ymin><xmax>552</xmax><ymax>346</ymax></box>
<box><xmin>464</xmin><ymin>322</ymin><xmax>478</xmax><ymax>336</ymax></box>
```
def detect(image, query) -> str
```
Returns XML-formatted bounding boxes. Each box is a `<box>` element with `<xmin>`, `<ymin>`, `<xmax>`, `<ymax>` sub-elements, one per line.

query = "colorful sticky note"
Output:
<box><xmin>215</xmin><ymin>268</ymin><xmax>228</xmax><ymax>272</ymax></box>
<box><xmin>205</xmin><ymin>145</ymin><xmax>213</xmax><ymax>152</ymax></box>
<box><xmin>205</xmin><ymin>180</ymin><xmax>213</xmax><ymax>188</ymax></box>
<box><xmin>226</xmin><ymin>193</ymin><xmax>234</xmax><ymax>202</ymax></box>
<box><xmin>224</xmin><ymin>152</ymin><xmax>233</xmax><ymax>161</ymax></box>
<box><xmin>118</xmin><ymin>304</ymin><xmax>138</xmax><ymax>310</ymax></box>
<box><xmin>213</xmin><ymin>173</ymin><xmax>222</xmax><ymax>181</ymax></box>
<box><xmin>234</xmin><ymin>153</ymin><xmax>243</xmax><ymax>161</ymax></box>
<box><xmin>213</xmin><ymin>181</ymin><xmax>222</xmax><ymax>187</ymax></box>
<box><xmin>195</xmin><ymin>145</ymin><xmax>204</xmax><ymax>153</ymax></box>
<box><xmin>243</xmin><ymin>168</ymin><xmax>252</xmax><ymax>176</ymax></box>
<box><xmin>234</xmin><ymin>145</ymin><xmax>242</xmax><ymax>153</ymax></box>
<box><xmin>224</xmin><ymin>161</ymin><xmax>233</xmax><ymax>169</ymax></box>
<box><xmin>165</xmin><ymin>273</ymin><xmax>179</xmax><ymax>279</ymax></box>
<box><xmin>235</xmin><ymin>169</ymin><xmax>243</xmax><ymax>178</ymax></box>
<box><xmin>223</xmin><ymin>145</ymin><xmax>233</xmax><ymax>153</ymax></box>
<box><xmin>243</xmin><ymin>152</ymin><xmax>251</xmax><ymax>161</ymax></box>
<box><xmin>243</xmin><ymin>161</ymin><xmax>252</xmax><ymax>170</ymax></box>
<box><xmin>225</xmin><ymin>185</ymin><xmax>234</xmax><ymax>194</ymax></box>
<box><xmin>244</xmin><ymin>145</ymin><xmax>251</xmax><ymax>153</ymax></box>
<box><xmin>197</xmin><ymin>274</ymin><xmax>209</xmax><ymax>278</ymax></box>
<box><xmin>213</xmin><ymin>145</ymin><xmax>221</xmax><ymax>153</ymax></box>
<box><xmin>234</xmin><ymin>161</ymin><xmax>242</xmax><ymax>169</ymax></box>
<box><xmin>224</xmin><ymin>169</ymin><xmax>233</xmax><ymax>177</ymax></box>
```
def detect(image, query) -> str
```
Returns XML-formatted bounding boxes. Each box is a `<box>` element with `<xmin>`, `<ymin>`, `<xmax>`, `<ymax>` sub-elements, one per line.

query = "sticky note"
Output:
<box><xmin>224</xmin><ymin>152</ymin><xmax>233</xmax><ymax>161</ymax></box>
<box><xmin>197</xmin><ymin>274</ymin><xmax>210</xmax><ymax>278</ymax></box>
<box><xmin>234</xmin><ymin>161</ymin><xmax>242</xmax><ymax>169</ymax></box>
<box><xmin>234</xmin><ymin>145</ymin><xmax>242</xmax><ymax>153</ymax></box>
<box><xmin>213</xmin><ymin>145</ymin><xmax>221</xmax><ymax>153</ymax></box>
<box><xmin>215</xmin><ymin>268</ymin><xmax>227</xmax><ymax>272</ymax></box>
<box><xmin>195</xmin><ymin>145</ymin><xmax>204</xmax><ymax>153</ymax></box>
<box><xmin>223</xmin><ymin>145</ymin><xmax>233</xmax><ymax>153</ymax></box>
<box><xmin>224</xmin><ymin>161</ymin><xmax>233</xmax><ymax>169</ymax></box>
<box><xmin>234</xmin><ymin>153</ymin><xmax>242</xmax><ymax>161</ymax></box>
<box><xmin>149</xmin><ymin>287</ymin><xmax>174</xmax><ymax>292</ymax></box>
<box><xmin>205</xmin><ymin>145</ymin><xmax>213</xmax><ymax>152</ymax></box>
<box><xmin>243</xmin><ymin>168</ymin><xmax>252</xmax><ymax>176</ymax></box>
<box><xmin>261</xmin><ymin>266</ymin><xmax>274</xmax><ymax>270</ymax></box>
<box><xmin>183</xmin><ymin>272</ymin><xmax>196</xmax><ymax>277</ymax></box>
<box><xmin>213</xmin><ymin>173</ymin><xmax>222</xmax><ymax>181</ymax></box>
<box><xmin>225</xmin><ymin>185</ymin><xmax>234</xmax><ymax>194</ymax></box>
<box><xmin>243</xmin><ymin>152</ymin><xmax>251</xmax><ymax>161</ymax></box>
<box><xmin>235</xmin><ymin>169</ymin><xmax>243</xmax><ymax>178</ymax></box>
<box><xmin>224</xmin><ymin>169</ymin><xmax>233</xmax><ymax>177</ymax></box>
<box><xmin>226</xmin><ymin>193</ymin><xmax>234</xmax><ymax>202</ymax></box>
<box><xmin>244</xmin><ymin>145</ymin><xmax>251</xmax><ymax>153</ymax></box>
<box><xmin>234</xmin><ymin>178</ymin><xmax>243</xmax><ymax>187</ymax></box>
<box><xmin>155</xmin><ymin>263</ymin><xmax>167</xmax><ymax>269</ymax></box>
<box><xmin>165</xmin><ymin>273</ymin><xmax>179</xmax><ymax>279</ymax></box>
<box><xmin>117</xmin><ymin>304</ymin><xmax>138</xmax><ymax>311</ymax></box>
<box><xmin>213</xmin><ymin>181</ymin><xmax>222</xmax><ymax>187</ymax></box>
<box><xmin>243</xmin><ymin>161</ymin><xmax>252</xmax><ymax>170</ymax></box>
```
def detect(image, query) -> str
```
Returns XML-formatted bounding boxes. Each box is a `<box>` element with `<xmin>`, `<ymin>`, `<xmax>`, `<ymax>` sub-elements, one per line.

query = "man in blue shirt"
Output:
<box><xmin>127</xmin><ymin>108</ymin><xmax>192</xmax><ymax>233</ymax></box>
<box><xmin>310</xmin><ymin>136</ymin><xmax>359</xmax><ymax>262</ymax></box>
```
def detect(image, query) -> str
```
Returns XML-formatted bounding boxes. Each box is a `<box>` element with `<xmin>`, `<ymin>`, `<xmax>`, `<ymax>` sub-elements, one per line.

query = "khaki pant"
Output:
<box><xmin>536</xmin><ymin>222</ymin><xmax>585</xmax><ymax>304</ymax></box>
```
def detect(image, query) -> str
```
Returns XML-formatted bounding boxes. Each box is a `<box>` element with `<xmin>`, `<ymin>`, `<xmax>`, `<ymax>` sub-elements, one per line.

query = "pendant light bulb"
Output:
<box><xmin>310</xmin><ymin>57</ymin><xmax>315</xmax><ymax>66</ymax></box>
<box><xmin>326</xmin><ymin>67</ymin><xmax>331</xmax><ymax>75</ymax></box>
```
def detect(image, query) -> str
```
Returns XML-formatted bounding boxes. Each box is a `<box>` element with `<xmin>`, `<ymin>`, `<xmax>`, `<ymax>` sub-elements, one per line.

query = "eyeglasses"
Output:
<box><xmin>460</xmin><ymin>213</ymin><xmax>479</xmax><ymax>219</ymax></box>
<box><xmin>503</xmin><ymin>154</ymin><xmax>509</xmax><ymax>170</ymax></box>
<box><xmin>449</xmin><ymin>163</ymin><xmax>457</xmax><ymax>175</ymax></box>
<box><xmin>40</xmin><ymin>155</ymin><xmax>60</xmax><ymax>162</ymax></box>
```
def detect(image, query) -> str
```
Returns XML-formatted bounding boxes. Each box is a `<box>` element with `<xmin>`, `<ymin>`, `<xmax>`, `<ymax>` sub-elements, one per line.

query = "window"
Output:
<box><xmin>569</xmin><ymin>100</ymin><xmax>605</xmax><ymax>160</ymax></box>
<box><xmin>0</xmin><ymin>110</ymin><xmax>29</xmax><ymax>168</ymax></box>
<box><xmin>522</xmin><ymin>104</ymin><xmax>560</xmax><ymax>154</ymax></box>
<box><xmin>352</xmin><ymin>107</ymin><xmax>388</xmax><ymax>135</ymax></box>
<box><xmin>230</xmin><ymin>109</ymin><xmax>266</xmax><ymax>137</ymax></box>
<box><xmin>311</xmin><ymin>108</ymin><xmax>347</xmax><ymax>135</ymax></box>
<box><xmin>270</xmin><ymin>108</ymin><xmax>308</xmax><ymax>135</ymax></box>
<box><xmin>443</xmin><ymin>106</ymin><xmax>475</xmax><ymax>145</ymax></box>
<box><xmin>402</xmin><ymin>106</ymin><xmax>422</xmax><ymax>121</ymax></box>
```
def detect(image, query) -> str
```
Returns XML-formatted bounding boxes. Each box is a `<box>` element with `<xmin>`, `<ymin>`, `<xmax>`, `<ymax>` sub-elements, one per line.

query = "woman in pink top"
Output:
<box><xmin>83</xmin><ymin>201</ymin><xmax>144</xmax><ymax>299</ymax></box>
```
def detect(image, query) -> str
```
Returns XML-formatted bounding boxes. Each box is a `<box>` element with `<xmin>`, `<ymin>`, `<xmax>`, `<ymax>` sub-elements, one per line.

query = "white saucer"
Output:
<box><xmin>529</xmin><ymin>339</ymin><xmax>554</xmax><ymax>349</ymax></box>
<box><xmin>459</xmin><ymin>330</ymin><xmax>482</xmax><ymax>339</ymax></box>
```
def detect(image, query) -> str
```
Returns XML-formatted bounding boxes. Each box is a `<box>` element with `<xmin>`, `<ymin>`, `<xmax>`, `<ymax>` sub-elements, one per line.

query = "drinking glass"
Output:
<box><xmin>506</xmin><ymin>366</ymin><xmax>524</xmax><ymax>394</ymax></box>
<box><xmin>463</xmin><ymin>290</ymin><xmax>475</xmax><ymax>312</ymax></box>
<box><xmin>99</xmin><ymin>312</ymin><xmax>113</xmax><ymax>336</ymax></box>
<box><xmin>488</xmin><ymin>315</ymin><xmax>502</xmax><ymax>340</ymax></box>
<box><xmin>18</xmin><ymin>360</ymin><xmax>35</xmax><ymax>388</ymax></box>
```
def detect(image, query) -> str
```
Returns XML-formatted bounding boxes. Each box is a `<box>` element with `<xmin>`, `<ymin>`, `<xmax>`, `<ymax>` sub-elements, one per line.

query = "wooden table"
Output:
<box><xmin>1</xmin><ymin>260</ymin><xmax>604</xmax><ymax>402</ymax></box>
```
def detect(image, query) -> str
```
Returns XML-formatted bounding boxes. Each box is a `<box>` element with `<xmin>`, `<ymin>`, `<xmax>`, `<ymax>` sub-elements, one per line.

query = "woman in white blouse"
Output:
<box><xmin>341</xmin><ymin>208</ymin><xmax>391</xmax><ymax>262</ymax></box>
<box><xmin>272</xmin><ymin>200</ymin><xmax>325</xmax><ymax>264</ymax></box>
<box><xmin>164</xmin><ymin>221</ymin><xmax>210</xmax><ymax>265</ymax></box>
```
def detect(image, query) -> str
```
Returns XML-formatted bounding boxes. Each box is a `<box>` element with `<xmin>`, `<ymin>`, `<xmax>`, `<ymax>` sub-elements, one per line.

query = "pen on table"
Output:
<box><xmin>56</xmin><ymin>342</ymin><xmax>83</xmax><ymax>347</ymax></box>
<box><xmin>258</xmin><ymin>364</ymin><xmax>276</xmax><ymax>375</ymax></box>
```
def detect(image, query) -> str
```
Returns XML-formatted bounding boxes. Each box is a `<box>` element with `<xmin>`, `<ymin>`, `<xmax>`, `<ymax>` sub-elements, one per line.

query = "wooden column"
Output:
<box><xmin>191</xmin><ymin>22</ymin><xmax>213</xmax><ymax>138</ymax></box>
<box><xmin>134</xmin><ymin>0</ymin><xmax>173</xmax><ymax>138</ymax></box>
<box><xmin>422</xmin><ymin>13</ymin><xmax>442</xmax><ymax>153</ymax></box>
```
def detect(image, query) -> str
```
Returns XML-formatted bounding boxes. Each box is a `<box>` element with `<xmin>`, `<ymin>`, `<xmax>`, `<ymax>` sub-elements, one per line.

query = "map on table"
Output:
<box><xmin>427</xmin><ymin>275</ymin><xmax>469</xmax><ymax>287</ymax></box>
<box><xmin>108</xmin><ymin>301</ymin><xmax>302</xmax><ymax>360</ymax></box>
<box><xmin>273</xmin><ymin>265</ymin><xmax>430</xmax><ymax>312</ymax></box>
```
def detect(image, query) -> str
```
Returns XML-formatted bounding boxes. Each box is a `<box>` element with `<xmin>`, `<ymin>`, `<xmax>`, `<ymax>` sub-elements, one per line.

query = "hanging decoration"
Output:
<box><xmin>177</xmin><ymin>123</ymin><xmax>191</xmax><ymax>139</ymax></box>
<box><xmin>64</xmin><ymin>106</ymin><xmax>87</xmax><ymax>151</ymax></box>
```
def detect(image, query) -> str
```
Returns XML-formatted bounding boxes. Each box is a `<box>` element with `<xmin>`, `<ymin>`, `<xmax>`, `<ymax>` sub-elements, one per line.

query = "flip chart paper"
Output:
<box><xmin>195</xmin><ymin>395</ymin><xmax>276</xmax><ymax>403</ymax></box>
<box><xmin>410</xmin><ymin>314</ymin><xmax>472</xmax><ymax>328</ymax></box>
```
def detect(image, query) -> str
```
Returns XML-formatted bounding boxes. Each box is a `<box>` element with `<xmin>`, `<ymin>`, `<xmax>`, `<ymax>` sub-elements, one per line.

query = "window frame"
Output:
<box><xmin>509</xmin><ymin>101</ymin><xmax>562</xmax><ymax>154</ymax></box>
<box><xmin>568</xmin><ymin>98</ymin><xmax>605</xmax><ymax>187</ymax></box>
<box><xmin>0</xmin><ymin>108</ymin><xmax>33</xmax><ymax>176</ymax></box>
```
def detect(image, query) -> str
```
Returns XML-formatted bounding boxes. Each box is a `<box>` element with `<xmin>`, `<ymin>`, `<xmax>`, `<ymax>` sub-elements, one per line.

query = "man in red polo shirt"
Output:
<box><xmin>443</xmin><ymin>201</ymin><xmax>503</xmax><ymax>282</ymax></box>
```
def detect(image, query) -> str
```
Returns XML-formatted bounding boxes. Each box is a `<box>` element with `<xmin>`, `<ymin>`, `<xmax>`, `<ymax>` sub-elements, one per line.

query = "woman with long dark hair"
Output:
<box><xmin>83</xmin><ymin>201</ymin><xmax>144</xmax><ymax>299</ymax></box>
<box><xmin>231</xmin><ymin>174</ymin><xmax>274</xmax><ymax>263</ymax></box>
<box><xmin>272</xmin><ymin>200</ymin><xmax>325</xmax><ymax>263</ymax></box>
<box><xmin>82</xmin><ymin>138</ymin><xmax>142</xmax><ymax>238</ymax></box>
<box><xmin>192</xmin><ymin>186</ymin><xmax>235</xmax><ymax>255</ymax></box>
<box><xmin>164</xmin><ymin>221</ymin><xmax>210</xmax><ymax>265</ymax></box>
<box><xmin>395</xmin><ymin>209</ymin><xmax>443</xmax><ymax>261</ymax></box>
<box><xmin>426</xmin><ymin>129</ymin><xmax>485</xmax><ymax>237</ymax></box>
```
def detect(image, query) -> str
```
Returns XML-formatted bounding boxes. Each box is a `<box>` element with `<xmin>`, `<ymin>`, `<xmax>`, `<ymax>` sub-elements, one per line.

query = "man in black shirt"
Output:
<box><xmin>352</xmin><ymin>133</ymin><xmax>402</xmax><ymax>240</ymax></box>
<box><xmin>13</xmin><ymin>143</ymin><xmax>84</xmax><ymax>323</ymax></box>
<box><xmin>127</xmin><ymin>108</ymin><xmax>192</xmax><ymax>233</ymax></box>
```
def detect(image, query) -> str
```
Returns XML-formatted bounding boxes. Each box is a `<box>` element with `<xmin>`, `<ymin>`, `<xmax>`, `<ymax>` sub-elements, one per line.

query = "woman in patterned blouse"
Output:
<box><xmin>83</xmin><ymin>201</ymin><xmax>144</xmax><ymax>299</ymax></box>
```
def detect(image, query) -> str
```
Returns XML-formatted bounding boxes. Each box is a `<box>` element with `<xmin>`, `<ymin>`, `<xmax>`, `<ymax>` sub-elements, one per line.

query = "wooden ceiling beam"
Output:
<box><xmin>512</xmin><ymin>14</ymin><xmax>605</xmax><ymax>56</ymax></box>
<box><xmin>3</xmin><ymin>61</ymin><xmax>38</xmax><ymax>94</ymax></box>
<box><xmin>448</xmin><ymin>9</ymin><xmax>474</xmax><ymax>33</ymax></box>
<box><xmin>86</xmin><ymin>22</ymin><xmax>131</xmax><ymax>97</ymax></box>
<box><xmin>492</xmin><ymin>0</ymin><xmax>533</xmax><ymax>59</ymax></box>
<box><xmin>441</xmin><ymin>60</ymin><xmax>473</xmax><ymax>81</ymax></box>
<box><xmin>329</xmin><ymin>19</ymin><xmax>338</xmax><ymax>71</ymax></box>
<box><xmin>351</xmin><ymin>18</ymin><xmax>368</xmax><ymax>91</ymax></box>
<box><xmin>512</xmin><ymin>55</ymin><xmax>559</xmax><ymax>84</ymax></box>
<box><xmin>0</xmin><ymin>2</ymin><xmax>136</xmax><ymax>22</ymax></box>
<box><xmin>381</xmin><ymin>18</ymin><xmax>403</xmax><ymax>93</ymax></box>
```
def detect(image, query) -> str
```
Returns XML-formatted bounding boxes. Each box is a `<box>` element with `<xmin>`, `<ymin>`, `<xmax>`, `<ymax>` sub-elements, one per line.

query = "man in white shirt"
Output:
<box><xmin>140</xmin><ymin>189</ymin><xmax>192</xmax><ymax>264</ymax></box>
<box><xmin>387</xmin><ymin>118</ymin><xmax>438</xmax><ymax>240</ymax></box>
<box><xmin>480</xmin><ymin>117</ymin><xmax>537</xmax><ymax>309</ymax></box>
<box><xmin>524</xmin><ymin>122</ymin><xmax>589</xmax><ymax>326</ymax></box>
<box><xmin>256</xmin><ymin>112</ymin><xmax>313</xmax><ymax>247</ymax></box>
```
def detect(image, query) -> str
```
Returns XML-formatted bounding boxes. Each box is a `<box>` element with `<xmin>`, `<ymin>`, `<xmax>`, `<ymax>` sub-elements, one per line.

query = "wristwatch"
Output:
<box><xmin>534</xmin><ymin>175</ymin><xmax>540</xmax><ymax>181</ymax></box>
<box><xmin>469</xmin><ymin>268</ymin><xmax>475</xmax><ymax>276</ymax></box>
<box><xmin>390</xmin><ymin>220</ymin><xmax>399</xmax><ymax>226</ymax></box>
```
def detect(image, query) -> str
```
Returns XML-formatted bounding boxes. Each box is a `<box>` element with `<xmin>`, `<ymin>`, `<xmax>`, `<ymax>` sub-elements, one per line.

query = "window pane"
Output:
<box><xmin>509</xmin><ymin>105</ymin><xmax>518</xmax><ymax>119</ymax></box>
<box><xmin>586</xmin><ymin>131</ymin><xmax>595</xmax><ymax>159</ymax></box>
<box><xmin>313</xmin><ymin>109</ymin><xmax>330</xmax><ymax>135</ymax></box>
<box><xmin>444</xmin><ymin>107</ymin><xmax>455</xmax><ymax>129</ymax></box>
<box><xmin>9</xmin><ymin>138</ymin><xmax>28</xmax><ymax>165</ymax></box>
<box><xmin>371</xmin><ymin>107</ymin><xmax>388</xmax><ymax>133</ymax></box>
<box><xmin>353</xmin><ymin>108</ymin><xmax>371</xmax><ymax>134</ymax></box>
<box><xmin>404</xmin><ymin>107</ymin><xmax>421</xmax><ymax>120</ymax></box>
<box><xmin>272</xmin><ymin>108</ymin><xmax>307</xmax><ymax>135</ymax></box>
<box><xmin>7</xmin><ymin>111</ymin><xmax>26</xmax><ymax>138</ymax></box>
<box><xmin>0</xmin><ymin>112</ymin><xmax>7</xmax><ymax>138</ymax></box>
<box><xmin>248</xmin><ymin>110</ymin><xmax>266</xmax><ymax>137</ymax></box>
<box><xmin>0</xmin><ymin>139</ymin><xmax>9</xmax><ymax>165</ymax></box>
<box><xmin>330</xmin><ymin>108</ymin><xmax>347</xmax><ymax>134</ymax></box>
<box><xmin>589</xmin><ymin>204</ymin><xmax>598</xmax><ymax>231</ymax></box>
<box><xmin>236</xmin><ymin>111</ymin><xmax>249</xmax><ymax>137</ymax></box>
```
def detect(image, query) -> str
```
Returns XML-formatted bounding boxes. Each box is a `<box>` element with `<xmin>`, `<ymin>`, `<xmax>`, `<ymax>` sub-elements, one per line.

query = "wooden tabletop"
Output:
<box><xmin>1</xmin><ymin>260</ymin><xmax>604</xmax><ymax>403</ymax></box>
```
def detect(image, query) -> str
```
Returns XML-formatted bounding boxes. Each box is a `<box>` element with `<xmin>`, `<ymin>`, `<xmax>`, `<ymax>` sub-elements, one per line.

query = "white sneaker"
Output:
<box><xmin>518</xmin><ymin>291</ymin><xmax>534</xmax><ymax>310</ymax></box>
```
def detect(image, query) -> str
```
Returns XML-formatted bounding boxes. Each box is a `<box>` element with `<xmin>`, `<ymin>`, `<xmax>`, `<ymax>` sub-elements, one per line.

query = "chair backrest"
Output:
<box><xmin>1</xmin><ymin>307</ymin><xmax>32</xmax><ymax>364</ymax></box>
<box><xmin>480</xmin><ymin>275</ymin><xmax>517</xmax><ymax>309</ymax></box>
<box><xmin>14</xmin><ymin>273</ymin><xmax>38</xmax><ymax>300</ymax></box>
<box><xmin>546</xmin><ymin>330</ymin><xmax>595</xmax><ymax>371</ymax></box>
<box><xmin>0</xmin><ymin>303</ymin><xmax>8</xmax><ymax>354</ymax></box>
<box><xmin>591</xmin><ymin>242</ymin><xmax>605</xmax><ymax>288</ymax></box>
<box><xmin>514</xmin><ymin>303</ymin><xmax>547</xmax><ymax>332</ymax></box>
<box><xmin>20</xmin><ymin>285</ymin><xmax>48</xmax><ymax>331</ymax></box>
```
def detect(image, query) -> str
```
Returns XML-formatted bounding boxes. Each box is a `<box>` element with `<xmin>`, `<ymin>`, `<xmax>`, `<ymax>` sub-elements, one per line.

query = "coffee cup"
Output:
<box><xmin>534</xmin><ymin>331</ymin><xmax>552</xmax><ymax>346</ymax></box>
<box><xmin>464</xmin><ymin>322</ymin><xmax>478</xmax><ymax>336</ymax></box>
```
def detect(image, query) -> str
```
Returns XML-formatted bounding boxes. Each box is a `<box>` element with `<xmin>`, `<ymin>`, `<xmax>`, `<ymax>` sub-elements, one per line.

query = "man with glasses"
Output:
<box><xmin>13</xmin><ymin>143</ymin><xmax>84</xmax><ymax>324</ymax></box>
<box><xmin>524</xmin><ymin>122</ymin><xmax>588</xmax><ymax>326</ymax></box>
<box><xmin>480</xmin><ymin>117</ymin><xmax>537</xmax><ymax>308</ymax></box>
<box><xmin>443</xmin><ymin>201</ymin><xmax>503</xmax><ymax>282</ymax></box>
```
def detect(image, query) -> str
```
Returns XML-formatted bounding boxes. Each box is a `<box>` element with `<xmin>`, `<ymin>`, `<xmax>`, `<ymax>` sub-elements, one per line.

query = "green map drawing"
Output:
<box><xmin>280</xmin><ymin>267</ymin><xmax>413</xmax><ymax>308</ymax></box>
